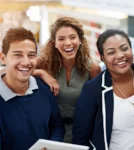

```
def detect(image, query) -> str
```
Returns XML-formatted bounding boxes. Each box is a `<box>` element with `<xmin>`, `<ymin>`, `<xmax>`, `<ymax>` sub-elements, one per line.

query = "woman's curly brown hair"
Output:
<box><xmin>38</xmin><ymin>17</ymin><xmax>91</xmax><ymax>78</ymax></box>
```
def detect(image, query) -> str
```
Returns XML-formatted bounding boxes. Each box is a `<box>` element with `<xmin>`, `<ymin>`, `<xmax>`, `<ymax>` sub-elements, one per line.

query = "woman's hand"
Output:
<box><xmin>33</xmin><ymin>69</ymin><xmax>60</xmax><ymax>96</ymax></box>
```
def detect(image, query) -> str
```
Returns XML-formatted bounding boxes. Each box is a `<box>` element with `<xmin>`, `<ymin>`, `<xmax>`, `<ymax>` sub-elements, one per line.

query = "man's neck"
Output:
<box><xmin>2</xmin><ymin>74</ymin><xmax>29</xmax><ymax>95</ymax></box>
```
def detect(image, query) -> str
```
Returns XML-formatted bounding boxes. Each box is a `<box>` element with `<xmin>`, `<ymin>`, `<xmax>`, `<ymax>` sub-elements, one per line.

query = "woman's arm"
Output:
<box><xmin>33</xmin><ymin>69</ymin><xmax>60</xmax><ymax>96</ymax></box>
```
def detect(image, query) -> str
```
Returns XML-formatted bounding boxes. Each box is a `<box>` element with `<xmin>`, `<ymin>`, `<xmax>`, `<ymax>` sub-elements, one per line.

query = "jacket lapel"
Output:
<box><xmin>101</xmin><ymin>70</ymin><xmax>114</xmax><ymax>150</ymax></box>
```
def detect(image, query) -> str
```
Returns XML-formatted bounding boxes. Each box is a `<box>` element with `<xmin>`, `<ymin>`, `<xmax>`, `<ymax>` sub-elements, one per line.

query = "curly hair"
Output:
<box><xmin>38</xmin><ymin>17</ymin><xmax>91</xmax><ymax>77</ymax></box>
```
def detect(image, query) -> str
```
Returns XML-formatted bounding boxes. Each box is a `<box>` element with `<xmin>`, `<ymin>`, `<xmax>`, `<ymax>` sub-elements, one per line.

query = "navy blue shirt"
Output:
<box><xmin>0</xmin><ymin>76</ymin><xmax>64</xmax><ymax>150</ymax></box>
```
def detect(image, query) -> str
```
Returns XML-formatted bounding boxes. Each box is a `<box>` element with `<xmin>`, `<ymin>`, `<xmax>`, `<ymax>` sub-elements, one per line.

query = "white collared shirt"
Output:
<box><xmin>0</xmin><ymin>74</ymin><xmax>38</xmax><ymax>101</ymax></box>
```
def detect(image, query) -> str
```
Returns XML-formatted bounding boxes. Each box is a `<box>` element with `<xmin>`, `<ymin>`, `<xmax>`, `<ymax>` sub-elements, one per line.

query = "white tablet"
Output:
<box><xmin>29</xmin><ymin>139</ymin><xmax>89</xmax><ymax>150</ymax></box>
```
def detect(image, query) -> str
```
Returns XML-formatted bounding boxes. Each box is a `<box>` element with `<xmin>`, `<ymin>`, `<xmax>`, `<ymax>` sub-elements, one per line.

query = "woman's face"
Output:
<box><xmin>55</xmin><ymin>26</ymin><xmax>81</xmax><ymax>61</ymax></box>
<box><xmin>102</xmin><ymin>34</ymin><xmax>133</xmax><ymax>77</ymax></box>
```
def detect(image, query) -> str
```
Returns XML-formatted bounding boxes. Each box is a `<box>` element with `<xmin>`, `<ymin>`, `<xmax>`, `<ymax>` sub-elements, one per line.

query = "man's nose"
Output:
<box><xmin>21</xmin><ymin>56</ymin><xmax>30</xmax><ymax>65</ymax></box>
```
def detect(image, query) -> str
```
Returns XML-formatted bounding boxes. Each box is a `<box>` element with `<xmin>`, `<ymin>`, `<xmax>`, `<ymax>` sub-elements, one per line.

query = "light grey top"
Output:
<box><xmin>56</xmin><ymin>67</ymin><xmax>89</xmax><ymax>143</ymax></box>
<box><xmin>0</xmin><ymin>74</ymin><xmax>38</xmax><ymax>101</ymax></box>
<box><xmin>57</xmin><ymin>67</ymin><xmax>89</xmax><ymax>118</ymax></box>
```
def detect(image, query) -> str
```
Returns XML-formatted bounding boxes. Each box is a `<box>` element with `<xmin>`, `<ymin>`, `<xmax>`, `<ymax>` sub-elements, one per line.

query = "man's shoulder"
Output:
<box><xmin>34</xmin><ymin>77</ymin><xmax>51</xmax><ymax>93</ymax></box>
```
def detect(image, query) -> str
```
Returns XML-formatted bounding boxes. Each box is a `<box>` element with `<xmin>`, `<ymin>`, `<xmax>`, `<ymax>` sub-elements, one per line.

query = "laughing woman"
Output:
<box><xmin>73</xmin><ymin>29</ymin><xmax>134</xmax><ymax>150</ymax></box>
<box><xmin>35</xmin><ymin>17</ymin><xmax>101</xmax><ymax>143</ymax></box>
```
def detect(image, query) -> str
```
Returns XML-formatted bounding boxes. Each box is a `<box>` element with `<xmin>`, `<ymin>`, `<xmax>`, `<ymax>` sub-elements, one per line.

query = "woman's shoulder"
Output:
<box><xmin>86</xmin><ymin>69</ymin><xmax>111</xmax><ymax>90</ymax></box>
<box><xmin>36</xmin><ymin>57</ymin><xmax>47</xmax><ymax>70</ymax></box>
<box><xmin>86</xmin><ymin>72</ymin><xmax>103</xmax><ymax>86</ymax></box>
<box><xmin>90</xmin><ymin>60</ymin><xmax>101</xmax><ymax>78</ymax></box>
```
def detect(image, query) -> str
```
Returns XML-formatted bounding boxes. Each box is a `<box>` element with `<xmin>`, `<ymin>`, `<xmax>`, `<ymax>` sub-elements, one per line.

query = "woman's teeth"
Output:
<box><xmin>64</xmin><ymin>48</ymin><xmax>73</xmax><ymax>52</ymax></box>
<box><xmin>117</xmin><ymin>61</ymin><xmax>126</xmax><ymax>65</ymax></box>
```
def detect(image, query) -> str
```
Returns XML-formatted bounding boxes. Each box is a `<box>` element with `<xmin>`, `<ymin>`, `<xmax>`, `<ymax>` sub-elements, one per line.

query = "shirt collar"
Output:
<box><xmin>0</xmin><ymin>74</ymin><xmax>38</xmax><ymax>101</ymax></box>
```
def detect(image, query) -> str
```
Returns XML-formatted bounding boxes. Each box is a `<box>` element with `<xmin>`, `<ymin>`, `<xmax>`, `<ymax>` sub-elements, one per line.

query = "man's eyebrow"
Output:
<box><xmin>28</xmin><ymin>51</ymin><xmax>37</xmax><ymax>54</ymax></box>
<box><xmin>12</xmin><ymin>51</ymin><xmax>36</xmax><ymax>54</ymax></box>
<box><xmin>12</xmin><ymin>50</ymin><xmax>22</xmax><ymax>53</ymax></box>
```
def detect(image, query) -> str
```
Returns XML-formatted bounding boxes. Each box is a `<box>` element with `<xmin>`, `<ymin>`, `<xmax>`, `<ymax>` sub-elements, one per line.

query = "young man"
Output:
<box><xmin>0</xmin><ymin>27</ymin><xmax>64</xmax><ymax>150</ymax></box>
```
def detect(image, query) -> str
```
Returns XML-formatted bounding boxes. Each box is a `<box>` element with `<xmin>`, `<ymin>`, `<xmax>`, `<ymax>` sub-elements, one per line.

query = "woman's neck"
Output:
<box><xmin>111</xmin><ymin>69</ymin><xmax>133</xmax><ymax>83</ymax></box>
<box><xmin>62</xmin><ymin>58</ymin><xmax>76</xmax><ymax>71</ymax></box>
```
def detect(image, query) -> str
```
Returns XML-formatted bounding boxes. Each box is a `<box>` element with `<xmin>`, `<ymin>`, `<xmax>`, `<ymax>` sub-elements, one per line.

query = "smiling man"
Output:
<box><xmin>0</xmin><ymin>27</ymin><xmax>64</xmax><ymax>150</ymax></box>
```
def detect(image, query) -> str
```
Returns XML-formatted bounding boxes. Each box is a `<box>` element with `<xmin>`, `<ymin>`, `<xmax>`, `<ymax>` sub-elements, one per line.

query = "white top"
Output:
<box><xmin>109</xmin><ymin>94</ymin><xmax>134</xmax><ymax>150</ymax></box>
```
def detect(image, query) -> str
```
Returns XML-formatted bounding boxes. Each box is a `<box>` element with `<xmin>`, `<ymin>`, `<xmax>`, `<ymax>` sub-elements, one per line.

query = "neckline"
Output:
<box><xmin>111</xmin><ymin>70</ymin><xmax>134</xmax><ymax>99</ymax></box>
<box><xmin>114</xmin><ymin>93</ymin><xmax>134</xmax><ymax>100</ymax></box>
<box><xmin>114</xmin><ymin>93</ymin><xmax>134</xmax><ymax>105</ymax></box>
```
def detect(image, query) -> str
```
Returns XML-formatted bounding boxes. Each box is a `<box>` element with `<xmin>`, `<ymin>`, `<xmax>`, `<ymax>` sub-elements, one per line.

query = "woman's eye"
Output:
<box><xmin>107</xmin><ymin>52</ymin><xmax>115</xmax><ymax>55</ymax></box>
<box><xmin>122</xmin><ymin>47</ymin><xmax>128</xmax><ymax>51</ymax></box>
<box><xmin>70</xmin><ymin>36</ymin><xmax>76</xmax><ymax>39</ymax></box>
<box><xmin>58</xmin><ymin>38</ymin><xmax>64</xmax><ymax>41</ymax></box>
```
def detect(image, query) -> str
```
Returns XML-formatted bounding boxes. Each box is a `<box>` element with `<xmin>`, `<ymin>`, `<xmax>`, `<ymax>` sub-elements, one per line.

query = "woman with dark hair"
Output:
<box><xmin>73</xmin><ymin>29</ymin><xmax>134</xmax><ymax>150</ymax></box>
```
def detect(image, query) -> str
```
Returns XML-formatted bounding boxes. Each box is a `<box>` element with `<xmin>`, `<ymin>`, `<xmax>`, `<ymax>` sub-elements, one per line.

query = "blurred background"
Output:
<box><xmin>0</xmin><ymin>0</ymin><xmax>134</xmax><ymax>66</ymax></box>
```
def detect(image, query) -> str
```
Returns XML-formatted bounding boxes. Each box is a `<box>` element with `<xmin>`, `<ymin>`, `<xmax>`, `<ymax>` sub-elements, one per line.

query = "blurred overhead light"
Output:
<box><xmin>96</xmin><ymin>10</ymin><xmax>127</xmax><ymax>19</ymax></box>
<box><xmin>26</xmin><ymin>6</ymin><xmax>41</xmax><ymax>22</ymax></box>
<box><xmin>74</xmin><ymin>8</ymin><xmax>127</xmax><ymax>20</ymax></box>
<box><xmin>12</xmin><ymin>0</ymin><xmax>61</xmax><ymax>1</ymax></box>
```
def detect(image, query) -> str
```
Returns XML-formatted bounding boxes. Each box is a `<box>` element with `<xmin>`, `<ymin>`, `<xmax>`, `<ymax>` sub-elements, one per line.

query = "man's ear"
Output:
<box><xmin>0</xmin><ymin>53</ymin><xmax>6</xmax><ymax>65</ymax></box>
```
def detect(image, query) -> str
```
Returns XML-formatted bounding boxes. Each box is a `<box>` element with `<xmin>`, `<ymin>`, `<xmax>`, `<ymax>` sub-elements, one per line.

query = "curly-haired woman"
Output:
<box><xmin>34</xmin><ymin>17</ymin><xmax>101</xmax><ymax>143</ymax></box>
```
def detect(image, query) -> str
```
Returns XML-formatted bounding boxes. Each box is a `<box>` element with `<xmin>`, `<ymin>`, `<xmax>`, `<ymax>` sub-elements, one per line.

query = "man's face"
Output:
<box><xmin>2</xmin><ymin>39</ymin><xmax>37</xmax><ymax>83</ymax></box>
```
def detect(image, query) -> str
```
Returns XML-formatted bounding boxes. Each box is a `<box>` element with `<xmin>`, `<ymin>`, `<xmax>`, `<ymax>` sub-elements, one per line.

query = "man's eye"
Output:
<box><xmin>15</xmin><ymin>54</ymin><xmax>21</xmax><ymax>57</ymax></box>
<box><xmin>28</xmin><ymin>54</ymin><xmax>36</xmax><ymax>58</ymax></box>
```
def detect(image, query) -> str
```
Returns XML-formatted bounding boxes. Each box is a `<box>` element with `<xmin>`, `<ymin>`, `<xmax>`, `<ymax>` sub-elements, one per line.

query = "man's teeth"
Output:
<box><xmin>64</xmin><ymin>48</ymin><xmax>73</xmax><ymax>52</ymax></box>
<box><xmin>18</xmin><ymin>68</ymin><xmax>29</xmax><ymax>71</ymax></box>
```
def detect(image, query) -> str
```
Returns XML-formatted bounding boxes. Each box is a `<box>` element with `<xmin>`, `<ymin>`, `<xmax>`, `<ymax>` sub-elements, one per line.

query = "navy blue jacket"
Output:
<box><xmin>0</xmin><ymin>78</ymin><xmax>64</xmax><ymax>150</ymax></box>
<box><xmin>72</xmin><ymin>70</ymin><xmax>114</xmax><ymax>150</ymax></box>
